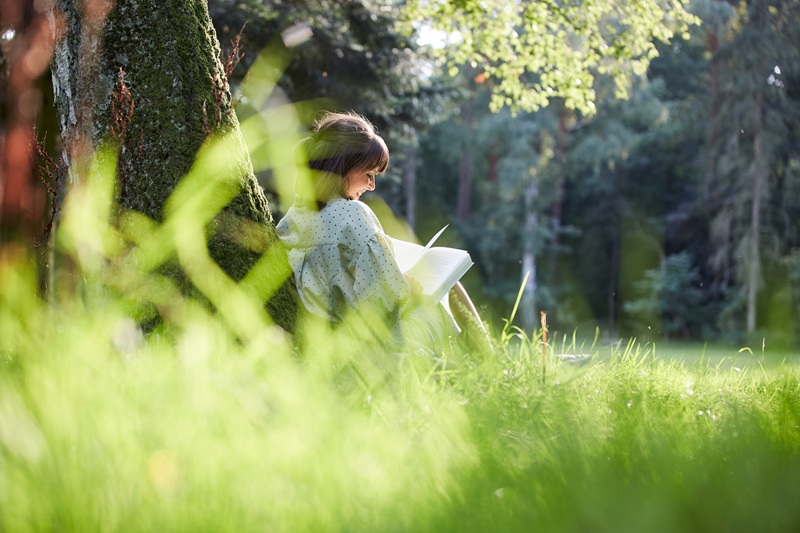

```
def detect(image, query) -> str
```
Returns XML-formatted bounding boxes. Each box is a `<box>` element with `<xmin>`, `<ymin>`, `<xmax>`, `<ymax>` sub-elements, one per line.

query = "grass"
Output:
<box><xmin>442</xmin><ymin>343</ymin><xmax>800</xmax><ymax>532</ymax></box>
<box><xmin>652</xmin><ymin>339</ymin><xmax>800</xmax><ymax>370</ymax></box>
<box><xmin>2</xmin><ymin>145</ymin><xmax>799</xmax><ymax>532</ymax></box>
<box><xmin>3</xmin><ymin>249</ymin><xmax>799</xmax><ymax>532</ymax></box>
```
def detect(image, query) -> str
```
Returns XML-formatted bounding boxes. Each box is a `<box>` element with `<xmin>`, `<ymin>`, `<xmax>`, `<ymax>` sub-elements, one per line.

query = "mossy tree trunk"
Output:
<box><xmin>48</xmin><ymin>0</ymin><xmax>296</xmax><ymax>332</ymax></box>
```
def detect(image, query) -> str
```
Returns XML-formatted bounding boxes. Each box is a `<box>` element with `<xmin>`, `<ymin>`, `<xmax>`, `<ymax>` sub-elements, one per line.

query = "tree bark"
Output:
<box><xmin>47</xmin><ymin>0</ymin><xmax>297</xmax><ymax>332</ymax></box>
<box><xmin>747</xmin><ymin>86</ymin><xmax>764</xmax><ymax>334</ymax></box>
<box><xmin>607</xmin><ymin>166</ymin><xmax>621</xmax><ymax>336</ymax></box>
<box><xmin>456</xmin><ymin>97</ymin><xmax>474</xmax><ymax>222</ymax></box>
<box><xmin>487</xmin><ymin>148</ymin><xmax>498</xmax><ymax>184</ymax></box>
<box><xmin>546</xmin><ymin>101</ymin><xmax>570</xmax><ymax>285</ymax></box>
<box><xmin>520</xmin><ymin>175</ymin><xmax>538</xmax><ymax>332</ymax></box>
<box><xmin>403</xmin><ymin>143</ymin><xmax>417</xmax><ymax>230</ymax></box>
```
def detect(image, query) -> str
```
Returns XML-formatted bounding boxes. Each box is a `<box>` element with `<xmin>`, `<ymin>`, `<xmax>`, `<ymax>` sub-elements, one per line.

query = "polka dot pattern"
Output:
<box><xmin>276</xmin><ymin>197</ymin><xmax>410</xmax><ymax>322</ymax></box>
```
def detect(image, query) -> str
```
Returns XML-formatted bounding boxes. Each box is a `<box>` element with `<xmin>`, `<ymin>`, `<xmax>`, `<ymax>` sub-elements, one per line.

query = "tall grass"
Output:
<box><xmin>442</xmin><ymin>343</ymin><xmax>800</xmax><ymax>532</ymax></box>
<box><xmin>3</xmin><ymin>76</ymin><xmax>799</xmax><ymax>530</ymax></box>
<box><xmin>3</xmin><ymin>175</ymin><xmax>800</xmax><ymax>533</ymax></box>
<box><xmin>1</xmin><ymin>248</ymin><xmax>476</xmax><ymax>532</ymax></box>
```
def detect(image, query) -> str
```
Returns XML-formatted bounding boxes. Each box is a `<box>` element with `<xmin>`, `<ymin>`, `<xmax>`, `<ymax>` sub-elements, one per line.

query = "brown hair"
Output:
<box><xmin>296</xmin><ymin>111</ymin><xmax>389</xmax><ymax>206</ymax></box>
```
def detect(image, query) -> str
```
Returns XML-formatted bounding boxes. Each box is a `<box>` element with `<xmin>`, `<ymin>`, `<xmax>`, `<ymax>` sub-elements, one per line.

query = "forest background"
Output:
<box><xmin>1</xmin><ymin>1</ymin><xmax>800</xmax><ymax>531</ymax></box>
<box><xmin>213</xmin><ymin>0</ymin><xmax>800</xmax><ymax>348</ymax></box>
<box><xmin>4</xmin><ymin>0</ymin><xmax>800</xmax><ymax>347</ymax></box>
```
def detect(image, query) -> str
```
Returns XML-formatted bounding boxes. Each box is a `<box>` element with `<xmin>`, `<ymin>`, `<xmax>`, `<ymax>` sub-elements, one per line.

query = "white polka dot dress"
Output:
<box><xmin>277</xmin><ymin>197</ymin><xmax>410</xmax><ymax>323</ymax></box>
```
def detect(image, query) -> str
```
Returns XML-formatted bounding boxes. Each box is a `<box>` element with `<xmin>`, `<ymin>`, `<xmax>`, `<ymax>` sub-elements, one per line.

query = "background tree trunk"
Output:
<box><xmin>403</xmin><ymin>143</ymin><xmax>417</xmax><ymax>230</ymax></box>
<box><xmin>456</xmin><ymin>96</ymin><xmax>474</xmax><ymax>222</ymax></box>
<box><xmin>607</xmin><ymin>166</ymin><xmax>622</xmax><ymax>336</ymax></box>
<box><xmin>747</xmin><ymin>86</ymin><xmax>764</xmax><ymax>333</ymax></box>
<box><xmin>546</xmin><ymin>101</ymin><xmax>570</xmax><ymax>286</ymax></box>
<box><xmin>48</xmin><ymin>0</ymin><xmax>297</xmax><ymax>332</ymax></box>
<box><xmin>520</xmin><ymin>175</ymin><xmax>538</xmax><ymax>332</ymax></box>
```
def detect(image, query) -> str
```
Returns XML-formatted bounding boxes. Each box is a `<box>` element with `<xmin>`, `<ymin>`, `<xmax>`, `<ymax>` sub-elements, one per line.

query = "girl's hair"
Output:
<box><xmin>296</xmin><ymin>111</ymin><xmax>389</xmax><ymax>206</ymax></box>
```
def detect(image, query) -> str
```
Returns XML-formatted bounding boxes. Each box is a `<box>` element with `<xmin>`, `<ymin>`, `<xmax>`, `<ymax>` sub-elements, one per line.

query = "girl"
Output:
<box><xmin>276</xmin><ymin>111</ymin><xmax>487</xmax><ymax>353</ymax></box>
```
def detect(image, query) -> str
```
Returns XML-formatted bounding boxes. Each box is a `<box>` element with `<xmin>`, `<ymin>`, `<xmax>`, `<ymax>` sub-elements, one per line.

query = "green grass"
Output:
<box><xmin>443</xmin><ymin>344</ymin><xmax>800</xmax><ymax>532</ymax></box>
<box><xmin>652</xmin><ymin>339</ymin><xmax>800</xmax><ymax>369</ymax></box>
<box><xmin>3</xmin><ymin>252</ymin><xmax>799</xmax><ymax>532</ymax></box>
<box><xmin>2</xmin><ymin>148</ymin><xmax>799</xmax><ymax>532</ymax></box>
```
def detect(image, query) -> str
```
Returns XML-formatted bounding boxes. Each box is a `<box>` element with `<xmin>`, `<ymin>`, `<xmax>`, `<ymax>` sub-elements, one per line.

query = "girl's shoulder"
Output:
<box><xmin>323</xmin><ymin>198</ymin><xmax>379</xmax><ymax>226</ymax></box>
<box><xmin>277</xmin><ymin>198</ymin><xmax>383</xmax><ymax>248</ymax></box>
<box><xmin>323</xmin><ymin>199</ymin><xmax>384</xmax><ymax>243</ymax></box>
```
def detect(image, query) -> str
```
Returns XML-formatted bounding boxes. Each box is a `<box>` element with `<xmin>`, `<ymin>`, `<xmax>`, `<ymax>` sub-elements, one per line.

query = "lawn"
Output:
<box><xmin>2</xmin><ymin>256</ymin><xmax>799</xmax><ymax>532</ymax></box>
<box><xmin>1</xmin><ymin>172</ymin><xmax>798</xmax><ymax>531</ymax></box>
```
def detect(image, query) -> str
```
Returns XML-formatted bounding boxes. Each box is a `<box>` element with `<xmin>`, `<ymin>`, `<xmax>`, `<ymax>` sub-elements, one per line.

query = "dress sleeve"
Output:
<box><xmin>351</xmin><ymin>232</ymin><xmax>410</xmax><ymax>315</ymax></box>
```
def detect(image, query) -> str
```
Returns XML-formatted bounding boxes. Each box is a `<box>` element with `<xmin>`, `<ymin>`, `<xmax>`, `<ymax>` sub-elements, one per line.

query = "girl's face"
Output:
<box><xmin>344</xmin><ymin>168</ymin><xmax>378</xmax><ymax>200</ymax></box>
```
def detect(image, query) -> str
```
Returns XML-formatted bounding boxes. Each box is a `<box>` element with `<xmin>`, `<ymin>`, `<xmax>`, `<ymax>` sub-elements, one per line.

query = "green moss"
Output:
<box><xmin>66</xmin><ymin>0</ymin><xmax>298</xmax><ymax>330</ymax></box>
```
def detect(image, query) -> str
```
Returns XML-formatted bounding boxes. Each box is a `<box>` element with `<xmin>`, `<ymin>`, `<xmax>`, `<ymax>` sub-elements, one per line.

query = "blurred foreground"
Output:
<box><xmin>1</xmin><ymin>168</ymin><xmax>799</xmax><ymax>531</ymax></box>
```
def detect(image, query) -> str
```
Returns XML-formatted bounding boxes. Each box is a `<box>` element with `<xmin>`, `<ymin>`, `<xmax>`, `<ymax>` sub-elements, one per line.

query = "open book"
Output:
<box><xmin>390</xmin><ymin>225</ymin><xmax>474</xmax><ymax>303</ymax></box>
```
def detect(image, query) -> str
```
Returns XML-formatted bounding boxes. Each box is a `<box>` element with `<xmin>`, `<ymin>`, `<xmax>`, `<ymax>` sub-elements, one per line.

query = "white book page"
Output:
<box><xmin>388</xmin><ymin>245</ymin><xmax>470</xmax><ymax>302</ymax></box>
<box><xmin>391</xmin><ymin>239</ymin><xmax>427</xmax><ymax>273</ymax></box>
<box><xmin>406</xmin><ymin>247</ymin><xmax>473</xmax><ymax>301</ymax></box>
<box><xmin>389</xmin><ymin>225</ymin><xmax>472</xmax><ymax>301</ymax></box>
<box><xmin>389</xmin><ymin>225</ymin><xmax>449</xmax><ymax>271</ymax></box>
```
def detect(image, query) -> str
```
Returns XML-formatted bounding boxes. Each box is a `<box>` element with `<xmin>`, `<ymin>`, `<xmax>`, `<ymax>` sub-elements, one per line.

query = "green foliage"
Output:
<box><xmin>400</xmin><ymin>0</ymin><xmax>699</xmax><ymax>115</ymax></box>
<box><xmin>3</xmin><ymin>214</ymin><xmax>800</xmax><ymax>531</ymax></box>
<box><xmin>4</xmin><ymin>140</ymin><xmax>800</xmax><ymax>529</ymax></box>
<box><xmin>210</xmin><ymin>0</ymin><xmax>457</xmax><ymax>141</ymax></box>
<box><xmin>624</xmin><ymin>252</ymin><xmax>706</xmax><ymax>339</ymax></box>
<box><xmin>765</xmin><ymin>248</ymin><xmax>800</xmax><ymax>346</ymax></box>
<box><xmin>704</xmin><ymin>0</ymin><xmax>800</xmax><ymax>331</ymax></box>
<box><xmin>782</xmin><ymin>250</ymin><xmax>800</xmax><ymax>317</ymax></box>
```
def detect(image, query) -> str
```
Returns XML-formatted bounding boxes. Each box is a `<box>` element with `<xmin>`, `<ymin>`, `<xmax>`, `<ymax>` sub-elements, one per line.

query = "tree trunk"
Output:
<box><xmin>747</xmin><ymin>86</ymin><xmax>765</xmax><ymax>334</ymax></box>
<box><xmin>456</xmin><ymin>97</ymin><xmax>474</xmax><ymax>222</ymax></box>
<box><xmin>704</xmin><ymin>27</ymin><xmax>730</xmax><ymax>292</ymax></box>
<box><xmin>520</xmin><ymin>175</ymin><xmax>538</xmax><ymax>332</ymax></box>
<box><xmin>403</xmin><ymin>143</ymin><xmax>417</xmax><ymax>230</ymax></box>
<box><xmin>47</xmin><ymin>0</ymin><xmax>297</xmax><ymax>332</ymax></box>
<box><xmin>607</xmin><ymin>166</ymin><xmax>621</xmax><ymax>336</ymax></box>
<box><xmin>487</xmin><ymin>148</ymin><xmax>498</xmax><ymax>184</ymax></box>
<box><xmin>706</xmin><ymin>28</ymin><xmax>720</xmax><ymax>165</ymax></box>
<box><xmin>546</xmin><ymin>101</ymin><xmax>570</xmax><ymax>285</ymax></box>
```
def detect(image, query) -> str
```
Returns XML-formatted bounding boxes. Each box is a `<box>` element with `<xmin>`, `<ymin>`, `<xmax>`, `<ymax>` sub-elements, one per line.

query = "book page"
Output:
<box><xmin>424</xmin><ymin>224</ymin><xmax>449</xmax><ymax>249</ymax></box>
<box><xmin>390</xmin><ymin>225</ymin><xmax>473</xmax><ymax>301</ymax></box>
<box><xmin>389</xmin><ymin>226</ymin><xmax>473</xmax><ymax>302</ymax></box>
<box><xmin>405</xmin><ymin>246</ymin><xmax>473</xmax><ymax>302</ymax></box>
<box><xmin>391</xmin><ymin>238</ymin><xmax>427</xmax><ymax>272</ymax></box>
<box><xmin>390</xmin><ymin>225</ymin><xmax>449</xmax><ymax>272</ymax></box>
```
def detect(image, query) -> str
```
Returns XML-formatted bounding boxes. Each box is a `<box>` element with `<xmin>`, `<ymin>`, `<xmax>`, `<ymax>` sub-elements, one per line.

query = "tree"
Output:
<box><xmin>210</xmin><ymin>0</ymin><xmax>440</xmax><ymax>136</ymax></box>
<box><xmin>208</xmin><ymin>0</ymin><xmax>462</xmax><ymax>225</ymax></box>
<box><xmin>401</xmin><ymin>0</ymin><xmax>700</xmax><ymax>333</ymax></box>
<box><xmin>443</xmin><ymin>97</ymin><xmax>552</xmax><ymax>329</ymax></box>
<box><xmin>46</xmin><ymin>0</ymin><xmax>297</xmax><ymax>331</ymax></box>
<box><xmin>705</xmin><ymin>0</ymin><xmax>800</xmax><ymax>335</ymax></box>
<box><xmin>624</xmin><ymin>252</ymin><xmax>705</xmax><ymax>339</ymax></box>
<box><xmin>401</xmin><ymin>0</ymin><xmax>698</xmax><ymax>115</ymax></box>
